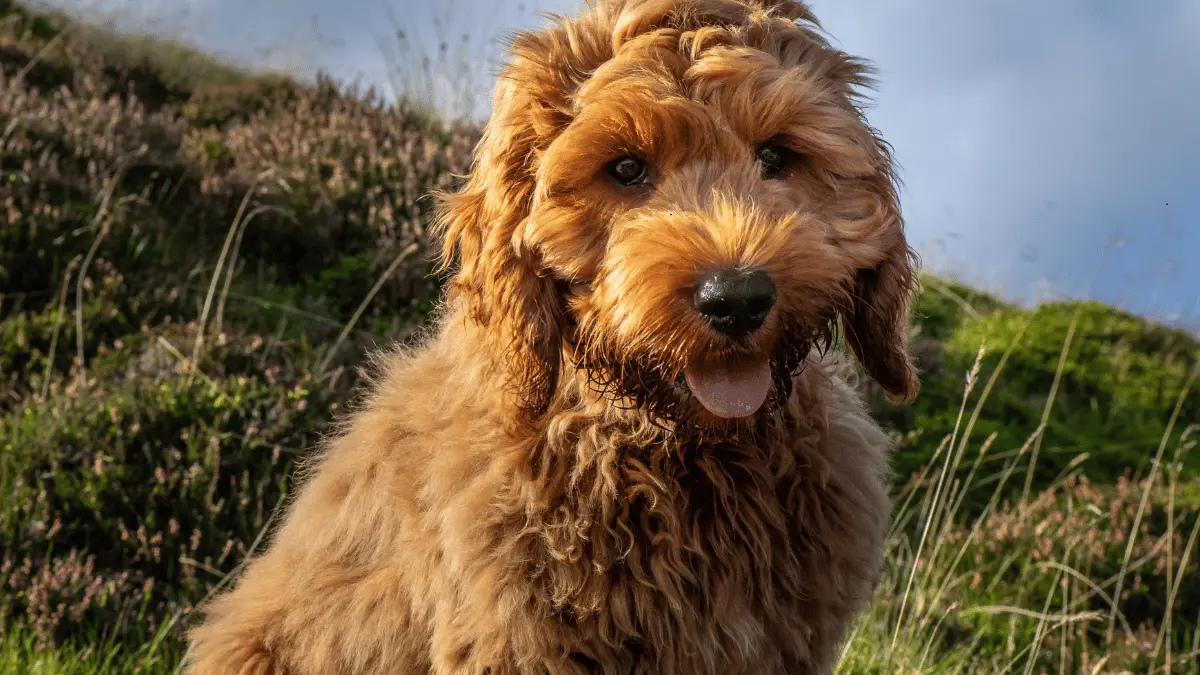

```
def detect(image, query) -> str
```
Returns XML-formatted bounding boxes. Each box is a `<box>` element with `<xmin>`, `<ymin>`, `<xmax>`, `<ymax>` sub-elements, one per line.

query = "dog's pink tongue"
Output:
<box><xmin>684</xmin><ymin>357</ymin><xmax>771</xmax><ymax>418</ymax></box>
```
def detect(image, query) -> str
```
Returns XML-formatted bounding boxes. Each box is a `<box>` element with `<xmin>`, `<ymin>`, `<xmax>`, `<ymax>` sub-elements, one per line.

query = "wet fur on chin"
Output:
<box><xmin>182</xmin><ymin>1</ymin><xmax>919</xmax><ymax>673</ymax></box>
<box><xmin>568</xmin><ymin>314</ymin><xmax>838</xmax><ymax>433</ymax></box>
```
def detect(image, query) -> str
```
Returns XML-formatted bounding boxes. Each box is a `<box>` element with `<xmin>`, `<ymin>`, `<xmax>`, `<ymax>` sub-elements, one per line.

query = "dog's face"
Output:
<box><xmin>437</xmin><ymin>0</ymin><xmax>919</xmax><ymax>427</ymax></box>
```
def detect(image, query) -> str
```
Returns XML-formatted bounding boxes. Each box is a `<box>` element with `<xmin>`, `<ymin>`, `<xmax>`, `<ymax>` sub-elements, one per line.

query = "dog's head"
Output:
<box><xmin>436</xmin><ymin>0</ymin><xmax>919</xmax><ymax>427</ymax></box>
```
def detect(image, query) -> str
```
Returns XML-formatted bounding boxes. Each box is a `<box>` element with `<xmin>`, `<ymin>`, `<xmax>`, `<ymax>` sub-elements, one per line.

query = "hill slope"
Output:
<box><xmin>2</xmin><ymin>3</ymin><xmax>1198</xmax><ymax>672</ymax></box>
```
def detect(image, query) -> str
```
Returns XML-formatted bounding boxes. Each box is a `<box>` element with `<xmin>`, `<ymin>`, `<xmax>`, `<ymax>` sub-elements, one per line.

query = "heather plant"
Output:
<box><xmin>1</xmin><ymin>0</ymin><xmax>474</xmax><ymax>652</ymax></box>
<box><xmin>0</xmin><ymin>342</ymin><xmax>332</xmax><ymax>645</ymax></box>
<box><xmin>841</xmin><ymin>468</ymin><xmax>1200</xmax><ymax>673</ymax></box>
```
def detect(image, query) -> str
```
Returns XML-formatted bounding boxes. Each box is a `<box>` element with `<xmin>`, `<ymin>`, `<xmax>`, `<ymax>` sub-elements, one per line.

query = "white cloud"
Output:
<box><xmin>807</xmin><ymin>0</ymin><xmax>1200</xmax><ymax>316</ymax></box>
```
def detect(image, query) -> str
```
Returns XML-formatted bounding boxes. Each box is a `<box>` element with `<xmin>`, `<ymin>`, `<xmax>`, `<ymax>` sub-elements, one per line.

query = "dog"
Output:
<box><xmin>184</xmin><ymin>0</ymin><xmax>919</xmax><ymax>672</ymax></box>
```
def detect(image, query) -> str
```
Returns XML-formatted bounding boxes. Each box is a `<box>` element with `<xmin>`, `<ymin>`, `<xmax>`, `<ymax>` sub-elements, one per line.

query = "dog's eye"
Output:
<box><xmin>757</xmin><ymin>143</ymin><xmax>801</xmax><ymax>180</ymax></box>
<box><xmin>607</xmin><ymin>156</ymin><xmax>648</xmax><ymax>186</ymax></box>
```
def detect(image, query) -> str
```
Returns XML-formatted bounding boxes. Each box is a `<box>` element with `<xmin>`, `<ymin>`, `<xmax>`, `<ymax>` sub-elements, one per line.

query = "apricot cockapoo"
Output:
<box><xmin>185</xmin><ymin>0</ymin><xmax>920</xmax><ymax>672</ymax></box>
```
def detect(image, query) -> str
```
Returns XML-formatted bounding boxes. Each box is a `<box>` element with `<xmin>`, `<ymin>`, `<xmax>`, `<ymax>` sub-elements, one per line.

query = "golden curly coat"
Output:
<box><xmin>184</xmin><ymin>0</ymin><xmax>920</xmax><ymax>672</ymax></box>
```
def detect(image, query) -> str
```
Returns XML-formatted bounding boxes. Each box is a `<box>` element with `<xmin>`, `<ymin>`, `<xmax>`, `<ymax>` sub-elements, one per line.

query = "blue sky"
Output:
<box><xmin>45</xmin><ymin>0</ymin><xmax>1200</xmax><ymax>326</ymax></box>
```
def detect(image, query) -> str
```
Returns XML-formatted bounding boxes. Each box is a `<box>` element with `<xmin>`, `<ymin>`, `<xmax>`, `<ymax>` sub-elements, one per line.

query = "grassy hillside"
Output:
<box><xmin>1</xmin><ymin>3</ymin><xmax>1198</xmax><ymax>673</ymax></box>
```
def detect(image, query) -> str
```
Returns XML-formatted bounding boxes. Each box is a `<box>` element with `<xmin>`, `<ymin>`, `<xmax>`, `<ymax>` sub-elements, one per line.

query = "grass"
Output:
<box><xmin>0</xmin><ymin>618</ymin><xmax>179</xmax><ymax>675</ymax></box>
<box><xmin>840</xmin><ymin>347</ymin><xmax>1200</xmax><ymax>673</ymax></box>
<box><xmin>1</xmin><ymin>1</ymin><xmax>1198</xmax><ymax>672</ymax></box>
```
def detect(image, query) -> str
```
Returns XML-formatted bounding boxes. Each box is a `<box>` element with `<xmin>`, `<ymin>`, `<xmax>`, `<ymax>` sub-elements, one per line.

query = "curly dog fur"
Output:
<box><xmin>183</xmin><ymin>0</ymin><xmax>920</xmax><ymax>672</ymax></box>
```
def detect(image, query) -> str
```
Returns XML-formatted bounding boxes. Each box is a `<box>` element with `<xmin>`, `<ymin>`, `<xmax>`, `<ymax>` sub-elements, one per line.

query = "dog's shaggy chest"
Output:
<box><xmin>514</xmin><ymin>426</ymin><xmax>882</xmax><ymax>672</ymax></box>
<box><xmin>392</xmin><ymin>348</ymin><xmax>894</xmax><ymax>674</ymax></box>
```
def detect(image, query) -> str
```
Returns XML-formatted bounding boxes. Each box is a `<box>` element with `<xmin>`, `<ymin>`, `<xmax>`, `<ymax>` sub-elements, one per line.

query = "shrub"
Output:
<box><xmin>0</xmin><ymin>330</ymin><xmax>334</xmax><ymax>645</ymax></box>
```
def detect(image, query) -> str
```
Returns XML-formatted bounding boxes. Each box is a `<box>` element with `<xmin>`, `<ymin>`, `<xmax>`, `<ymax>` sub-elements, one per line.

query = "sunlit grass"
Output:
<box><xmin>838</xmin><ymin>328</ymin><xmax>1200</xmax><ymax>674</ymax></box>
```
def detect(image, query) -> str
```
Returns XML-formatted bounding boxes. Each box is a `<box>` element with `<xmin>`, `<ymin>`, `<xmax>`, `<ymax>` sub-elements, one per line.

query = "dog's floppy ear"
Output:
<box><xmin>434</xmin><ymin>73</ymin><xmax>570</xmax><ymax>423</ymax></box>
<box><xmin>846</xmin><ymin>237</ymin><xmax>920</xmax><ymax>403</ymax></box>
<box><xmin>843</xmin><ymin>146</ymin><xmax>921</xmax><ymax>404</ymax></box>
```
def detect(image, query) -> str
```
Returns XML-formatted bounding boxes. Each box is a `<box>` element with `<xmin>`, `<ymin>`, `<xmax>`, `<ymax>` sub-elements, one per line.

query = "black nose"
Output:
<box><xmin>693</xmin><ymin>268</ymin><xmax>776</xmax><ymax>338</ymax></box>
